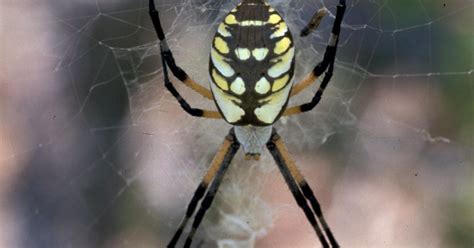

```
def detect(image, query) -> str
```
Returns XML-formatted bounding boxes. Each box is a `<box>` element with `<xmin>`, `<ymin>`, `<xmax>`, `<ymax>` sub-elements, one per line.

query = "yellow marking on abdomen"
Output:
<box><xmin>241</xmin><ymin>20</ymin><xmax>265</xmax><ymax>26</ymax></box>
<box><xmin>272</xmin><ymin>74</ymin><xmax>290</xmax><ymax>92</ymax></box>
<box><xmin>210</xmin><ymin>81</ymin><xmax>244</xmax><ymax>123</ymax></box>
<box><xmin>274</xmin><ymin>37</ymin><xmax>292</xmax><ymax>55</ymax></box>
<box><xmin>211</xmin><ymin>69</ymin><xmax>229</xmax><ymax>90</ymax></box>
<box><xmin>235</xmin><ymin>48</ymin><xmax>251</xmax><ymax>60</ymax></box>
<box><xmin>252</xmin><ymin>48</ymin><xmax>269</xmax><ymax>61</ymax></box>
<box><xmin>268</xmin><ymin>47</ymin><xmax>294</xmax><ymax>78</ymax></box>
<box><xmin>214</xmin><ymin>37</ymin><xmax>229</xmax><ymax>54</ymax></box>
<box><xmin>255</xmin><ymin>77</ymin><xmax>271</xmax><ymax>94</ymax></box>
<box><xmin>225</xmin><ymin>14</ymin><xmax>238</xmax><ymax>25</ymax></box>
<box><xmin>254</xmin><ymin>80</ymin><xmax>292</xmax><ymax>124</ymax></box>
<box><xmin>268</xmin><ymin>14</ymin><xmax>282</xmax><ymax>24</ymax></box>
<box><xmin>218</xmin><ymin>23</ymin><xmax>231</xmax><ymax>37</ymax></box>
<box><xmin>230</xmin><ymin>77</ymin><xmax>246</xmax><ymax>95</ymax></box>
<box><xmin>270</xmin><ymin>22</ymin><xmax>288</xmax><ymax>38</ymax></box>
<box><xmin>211</xmin><ymin>48</ymin><xmax>235</xmax><ymax>77</ymax></box>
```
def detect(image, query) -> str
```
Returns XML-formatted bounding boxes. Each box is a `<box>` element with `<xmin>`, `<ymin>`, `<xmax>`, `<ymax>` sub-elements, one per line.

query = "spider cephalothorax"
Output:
<box><xmin>209</xmin><ymin>0</ymin><xmax>295</xmax><ymax>126</ymax></box>
<box><xmin>148</xmin><ymin>0</ymin><xmax>346</xmax><ymax>247</ymax></box>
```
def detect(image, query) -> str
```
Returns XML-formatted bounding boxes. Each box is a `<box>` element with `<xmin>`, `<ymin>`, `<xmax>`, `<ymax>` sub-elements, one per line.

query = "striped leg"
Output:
<box><xmin>149</xmin><ymin>0</ymin><xmax>218</xmax><ymax>119</ymax></box>
<box><xmin>301</xmin><ymin>7</ymin><xmax>329</xmax><ymax>37</ymax></box>
<box><xmin>286</xmin><ymin>0</ymin><xmax>346</xmax><ymax>112</ymax></box>
<box><xmin>183</xmin><ymin>134</ymin><xmax>240</xmax><ymax>248</ymax></box>
<box><xmin>168</xmin><ymin>129</ymin><xmax>240</xmax><ymax>247</ymax></box>
<box><xmin>159</xmin><ymin>53</ymin><xmax>221</xmax><ymax>119</ymax></box>
<box><xmin>267</xmin><ymin>130</ymin><xmax>339</xmax><ymax>248</ymax></box>
<box><xmin>290</xmin><ymin>72</ymin><xmax>321</xmax><ymax>97</ymax></box>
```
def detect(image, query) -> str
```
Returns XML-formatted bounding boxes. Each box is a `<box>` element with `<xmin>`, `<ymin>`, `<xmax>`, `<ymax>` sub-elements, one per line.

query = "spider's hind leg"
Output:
<box><xmin>168</xmin><ymin>129</ymin><xmax>240</xmax><ymax>248</ymax></box>
<box><xmin>267</xmin><ymin>130</ymin><xmax>339</xmax><ymax>247</ymax></box>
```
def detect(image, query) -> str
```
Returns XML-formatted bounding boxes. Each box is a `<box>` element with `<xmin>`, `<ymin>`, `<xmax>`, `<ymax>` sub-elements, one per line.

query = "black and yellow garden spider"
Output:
<box><xmin>149</xmin><ymin>0</ymin><xmax>345</xmax><ymax>247</ymax></box>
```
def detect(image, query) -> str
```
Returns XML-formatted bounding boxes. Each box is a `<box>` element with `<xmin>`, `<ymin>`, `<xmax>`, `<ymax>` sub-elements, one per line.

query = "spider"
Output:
<box><xmin>149</xmin><ymin>0</ymin><xmax>345</xmax><ymax>247</ymax></box>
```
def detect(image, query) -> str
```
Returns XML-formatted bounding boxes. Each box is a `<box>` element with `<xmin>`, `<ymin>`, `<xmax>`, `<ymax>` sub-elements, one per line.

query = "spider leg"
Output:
<box><xmin>183</xmin><ymin>132</ymin><xmax>240</xmax><ymax>248</ymax></box>
<box><xmin>159</xmin><ymin>54</ymin><xmax>221</xmax><ymax>119</ymax></box>
<box><xmin>267</xmin><ymin>130</ymin><xmax>339</xmax><ymax>248</ymax></box>
<box><xmin>290</xmin><ymin>72</ymin><xmax>322</xmax><ymax>97</ymax></box>
<box><xmin>301</xmin><ymin>7</ymin><xmax>329</xmax><ymax>37</ymax></box>
<box><xmin>149</xmin><ymin>0</ymin><xmax>215</xmax><ymax>105</ymax></box>
<box><xmin>168</xmin><ymin>129</ymin><xmax>240</xmax><ymax>248</ymax></box>
<box><xmin>286</xmin><ymin>0</ymin><xmax>346</xmax><ymax>110</ymax></box>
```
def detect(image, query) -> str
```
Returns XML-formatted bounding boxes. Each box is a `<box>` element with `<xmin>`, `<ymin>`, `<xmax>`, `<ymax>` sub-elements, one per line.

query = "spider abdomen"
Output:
<box><xmin>209</xmin><ymin>0</ymin><xmax>295</xmax><ymax>126</ymax></box>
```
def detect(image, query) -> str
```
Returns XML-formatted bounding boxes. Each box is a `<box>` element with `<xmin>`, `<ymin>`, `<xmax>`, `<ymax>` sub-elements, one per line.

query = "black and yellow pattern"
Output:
<box><xmin>209</xmin><ymin>0</ymin><xmax>295</xmax><ymax>126</ymax></box>
<box><xmin>148</xmin><ymin>0</ymin><xmax>346</xmax><ymax>246</ymax></box>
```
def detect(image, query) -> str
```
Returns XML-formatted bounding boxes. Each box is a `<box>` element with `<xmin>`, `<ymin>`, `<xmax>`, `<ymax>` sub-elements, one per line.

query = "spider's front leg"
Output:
<box><xmin>149</xmin><ymin>0</ymin><xmax>221</xmax><ymax>119</ymax></box>
<box><xmin>285</xmin><ymin>0</ymin><xmax>346</xmax><ymax>116</ymax></box>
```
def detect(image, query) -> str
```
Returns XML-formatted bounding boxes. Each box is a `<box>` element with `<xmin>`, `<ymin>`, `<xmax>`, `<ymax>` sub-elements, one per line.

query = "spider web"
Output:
<box><xmin>1</xmin><ymin>0</ymin><xmax>473</xmax><ymax>247</ymax></box>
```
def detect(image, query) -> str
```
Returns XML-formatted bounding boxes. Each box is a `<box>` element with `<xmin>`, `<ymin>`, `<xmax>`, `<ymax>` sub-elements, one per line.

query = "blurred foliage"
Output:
<box><xmin>443</xmin><ymin>175</ymin><xmax>474</xmax><ymax>247</ymax></box>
